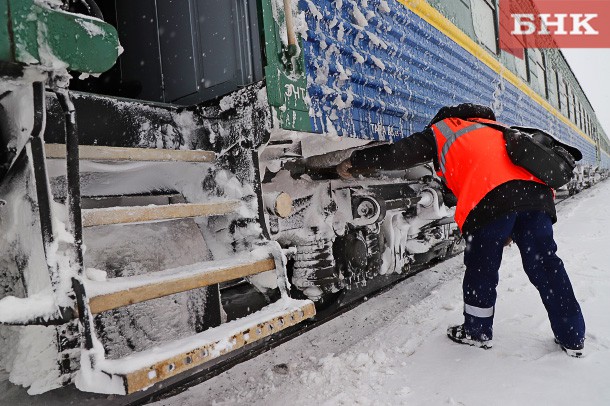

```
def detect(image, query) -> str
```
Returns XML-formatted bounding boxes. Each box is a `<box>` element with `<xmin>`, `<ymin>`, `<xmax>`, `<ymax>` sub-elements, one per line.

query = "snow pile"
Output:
<box><xmin>0</xmin><ymin>293</ymin><xmax>56</xmax><ymax>324</ymax></box>
<box><xmin>155</xmin><ymin>181</ymin><xmax>610</xmax><ymax>405</ymax></box>
<box><xmin>34</xmin><ymin>0</ymin><xmax>63</xmax><ymax>9</ymax></box>
<box><xmin>7</xmin><ymin>326</ymin><xmax>62</xmax><ymax>395</ymax></box>
<box><xmin>75</xmin><ymin>20</ymin><xmax>107</xmax><ymax>38</ymax></box>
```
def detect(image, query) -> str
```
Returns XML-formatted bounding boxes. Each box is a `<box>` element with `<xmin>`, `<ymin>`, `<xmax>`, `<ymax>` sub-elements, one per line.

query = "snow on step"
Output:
<box><xmin>0</xmin><ymin>291</ymin><xmax>57</xmax><ymax>324</ymax></box>
<box><xmin>92</xmin><ymin>297</ymin><xmax>316</xmax><ymax>394</ymax></box>
<box><xmin>85</xmin><ymin>249</ymin><xmax>276</xmax><ymax>314</ymax></box>
<box><xmin>44</xmin><ymin>144</ymin><xmax>216</xmax><ymax>162</ymax></box>
<box><xmin>82</xmin><ymin>201</ymin><xmax>241</xmax><ymax>227</ymax></box>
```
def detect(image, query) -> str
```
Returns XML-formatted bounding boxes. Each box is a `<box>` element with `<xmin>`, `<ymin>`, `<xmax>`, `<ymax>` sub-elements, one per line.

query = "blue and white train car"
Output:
<box><xmin>266</xmin><ymin>0</ymin><xmax>608</xmax><ymax>164</ymax></box>
<box><xmin>261</xmin><ymin>0</ymin><xmax>610</xmax><ymax>301</ymax></box>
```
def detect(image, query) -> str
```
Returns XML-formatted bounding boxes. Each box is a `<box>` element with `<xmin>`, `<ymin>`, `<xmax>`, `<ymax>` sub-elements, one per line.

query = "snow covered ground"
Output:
<box><xmin>155</xmin><ymin>180</ymin><xmax>610</xmax><ymax>406</ymax></box>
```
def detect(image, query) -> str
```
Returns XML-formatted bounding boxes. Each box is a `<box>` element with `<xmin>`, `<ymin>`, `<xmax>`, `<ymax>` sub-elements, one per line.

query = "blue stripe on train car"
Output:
<box><xmin>298</xmin><ymin>0</ymin><xmax>598</xmax><ymax>166</ymax></box>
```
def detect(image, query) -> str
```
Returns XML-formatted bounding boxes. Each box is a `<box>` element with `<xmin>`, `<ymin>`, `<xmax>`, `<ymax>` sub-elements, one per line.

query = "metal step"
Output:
<box><xmin>85</xmin><ymin>255</ymin><xmax>277</xmax><ymax>314</ymax></box>
<box><xmin>45</xmin><ymin>144</ymin><xmax>216</xmax><ymax>162</ymax></box>
<box><xmin>81</xmin><ymin>194</ymin><xmax>185</xmax><ymax>209</ymax></box>
<box><xmin>89</xmin><ymin>297</ymin><xmax>315</xmax><ymax>394</ymax></box>
<box><xmin>82</xmin><ymin>201</ymin><xmax>241</xmax><ymax>227</ymax></box>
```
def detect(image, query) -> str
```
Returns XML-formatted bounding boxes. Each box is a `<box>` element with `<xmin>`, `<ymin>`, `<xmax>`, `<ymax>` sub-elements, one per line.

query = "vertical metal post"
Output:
<box><xmin>202</xmin><ymin>285</ymin><xmax>223</xmax><ymax>329</ymax></box>
<box><xmin>55</xmin><ymin>90</ymin><xmax>84</xmax><ymax>268</ymax></box>
<box><xmin>29</xmin><ymin>82</ymin><xmax>77</xmax><ymax>377</ymax></box>
<box><xmin>55</xmin><ymin>89</ymin><xmax>94</xmax><ymax>350</ymax></box>
<box><xmin>29</xmin><ymin>82</ymin><xmax>54</xmax><ymax>256</ymax></box>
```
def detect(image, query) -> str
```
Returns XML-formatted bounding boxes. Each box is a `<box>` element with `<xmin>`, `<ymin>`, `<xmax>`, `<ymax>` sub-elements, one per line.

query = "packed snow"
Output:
<box><xmin>151</xmin><ymin>181</ymin><xmax>610</xmax><ymax>406</ymax></box>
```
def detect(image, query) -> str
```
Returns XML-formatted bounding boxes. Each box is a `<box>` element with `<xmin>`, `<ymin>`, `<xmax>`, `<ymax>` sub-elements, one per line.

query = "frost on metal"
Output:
<box><xmin>0</xmin><ymin>148</ymin><xmax>66</xmax><ymax>394</ymax></box>
<box><xmin>299</xmin><ymin>0</ymin><xmax>419</xmax><ymax>139</ymax></box>
<box><xmin>0</xmin><ymin>68</ymin><xmax>275</xmax><ymax>394</ymax></box>
<box><xmin>261</xmin><ymin>114</ymin><xmax>460</xmax><ymax>299</ymax></box>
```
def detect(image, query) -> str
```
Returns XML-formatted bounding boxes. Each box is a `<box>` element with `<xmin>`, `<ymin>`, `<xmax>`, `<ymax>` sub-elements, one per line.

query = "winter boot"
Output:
<box><xmin>447</xmin><ymin>325</ymin><xmax>493</xmax><ymax>349</ymax></box>
<box><xmin>555</xmin><ymin>338</ymin><xmax>584</xmax><ymax>358</ymax></box>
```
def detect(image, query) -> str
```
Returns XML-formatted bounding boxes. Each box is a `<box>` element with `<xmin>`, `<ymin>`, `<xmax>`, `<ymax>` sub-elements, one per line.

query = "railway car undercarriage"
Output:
<box><xmin>260</xmin><ymin>140</ymin><xmax>464</xmax><ymax>304</ymax></box>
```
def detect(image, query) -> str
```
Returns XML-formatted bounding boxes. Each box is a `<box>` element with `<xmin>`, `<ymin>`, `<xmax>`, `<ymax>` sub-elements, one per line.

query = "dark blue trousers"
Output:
<box><xmin>462</xmin><ymin>211</ymin><xmax>585</xmax><ymax>348</ymax></box>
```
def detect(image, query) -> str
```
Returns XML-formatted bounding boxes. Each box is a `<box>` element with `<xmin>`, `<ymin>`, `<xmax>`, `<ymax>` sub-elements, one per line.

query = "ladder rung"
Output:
<box><xmin>82</xmin><ymin>201</ymin><xmax>241</xmax><ymax>227</ymax></box>
<box><xmin>44</xmin><ymin>144</ymin><xmax>216</xmax><ymax>163</ymax></box>
<box><xmin>97</xmin><ymin>298</ymin><xmax>316</xmax><ymax>394</ymax></box>
<box><xmin>87</xmin><ymin>257</ymin><xmax>276</xmax><ymax>314</ymax></box>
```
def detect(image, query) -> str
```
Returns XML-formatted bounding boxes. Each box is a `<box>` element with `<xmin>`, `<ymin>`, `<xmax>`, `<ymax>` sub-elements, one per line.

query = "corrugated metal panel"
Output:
<box><xmin>297</xmin><ymin>0</ymin><xmax>598</xmax><ymax>165</ymax></box>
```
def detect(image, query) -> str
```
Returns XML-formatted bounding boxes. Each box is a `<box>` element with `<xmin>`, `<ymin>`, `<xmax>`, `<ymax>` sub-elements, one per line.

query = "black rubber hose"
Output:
<box><xmin>77</xmin><ymin>0</ymin><xmax>104</xmax><ymax>20</ymax></box>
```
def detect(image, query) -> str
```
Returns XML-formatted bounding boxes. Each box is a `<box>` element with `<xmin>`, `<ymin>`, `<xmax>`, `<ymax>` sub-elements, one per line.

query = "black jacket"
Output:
<box><xmin>349</xmin><ymin>105</ymin><xmax>556</xmax><ymax>234</ymax></box>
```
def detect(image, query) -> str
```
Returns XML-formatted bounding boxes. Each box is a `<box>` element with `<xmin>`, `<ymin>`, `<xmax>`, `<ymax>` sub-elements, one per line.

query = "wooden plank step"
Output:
<box><xmin>96</xmin><ymin>298</ymin><xmax>316</xmax><ymax>394</ymax></box>
<box><xmin>86</xmin><ymin>256</ymin><xmax>276</xmax><ymax>314</ymax></box>
<box><xmin>82</xmin><ymin>201</ymin><xmax>241</xmax><ymax>227</ymax></box>
<box><xmin>45</xmin><ymin>144</ymin><xmax>216</xmax><ymax>163</ymax></box>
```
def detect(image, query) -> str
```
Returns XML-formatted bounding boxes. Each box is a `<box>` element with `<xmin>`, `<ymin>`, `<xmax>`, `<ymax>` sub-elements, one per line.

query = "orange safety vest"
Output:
<box><xmin>431</xmin><ymin>117</ymin><xmax>545</xmax><ymax>230</ymax></box>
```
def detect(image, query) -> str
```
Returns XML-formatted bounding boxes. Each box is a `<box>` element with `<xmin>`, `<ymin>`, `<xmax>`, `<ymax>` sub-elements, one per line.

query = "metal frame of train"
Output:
<box><xmin>0</xmin><ymin>0</ymin><xmax>608</xmax><ymax>399</ymax></box>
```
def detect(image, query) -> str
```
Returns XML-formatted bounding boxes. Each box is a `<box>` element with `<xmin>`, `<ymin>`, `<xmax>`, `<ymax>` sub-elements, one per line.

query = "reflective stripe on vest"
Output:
<box><xmin>435</xmin><ymin>120</ymin><xmax>487</xmax><ymax>173</ymax></box>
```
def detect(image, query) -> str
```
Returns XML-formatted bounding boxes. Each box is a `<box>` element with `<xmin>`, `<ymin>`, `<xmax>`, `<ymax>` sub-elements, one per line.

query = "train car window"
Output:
<box><xmin>515</xmin><ymin>50</ymin><xmax>528</xmax><ymax>81</ymax></box>
<box><xmin>584</xmin><ymin>115</ymin><xmax>588</xmax><ymax>134</ymax></box>
<box><xmin>546</xmin><ymin>66</ymin><xmax>559</xmax><ymax>108</ymax></box>
<box><xmin>583</xmin><ymin>113</ymin><xmax>587</xmax><ymax>133</ymax></box>
<box><xmin>557</xmin><ymin>72</ymin><xmax>568</xmax><ymax>116</ymax></box>
<box><xmin>540</xmin><ymin>53</ymin><xmax>549</xmax><ymax>99</ymax></box>
<box><xmin>569</xmin><ymin>87</ymin><xmax>576</xmax><ymax>122</ymax></box>
<box><xmin>567</xmin><ymin>86</ymin><xmax>573</xmax><ymax>120</ymax></box>
<box><xmin>427</xmin><ymin>0</ymin><xmax>477</xmax><ymax>41</ymax></box>
<box><xmin>582</xmin><ymin>107</ymin><xmax>587</xmax><ymax>131</ymax></box>
<box><xmin>528</xmin><ymin>49</ymin><xmax>546</xmax><ymax>96</ymax></box>
<box><xmin>570</xmin><ymin>87</ymin><xmax>578</xmax><ymax>124</ymax></box>
<box><xmin>566</xmin><ymin>89</ymin><xmax>574</xmax><ymax>121</ymax></box>
<box><xmin>471</xmin><ymin>0</ymin><xmax>498</xmax><ymax>54</ymax></box>
<box><xmin>561</xmin><ymin>78</ymin><xmax>570</xmax><ymax>118</ymax></box>
<box><xmin>584</xmin><ymin>109</ymin><xmax>588</xmax><ymax>132</ymax></box>
<box><xmin>555</xmin><ymin>71</ymin><xmax>562</xmax><ymax>110</ymax></box>
<box><xmin>563</xmin><ymin>81</ymin><xmax>572</xmax><ymax>119</ymax></box>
